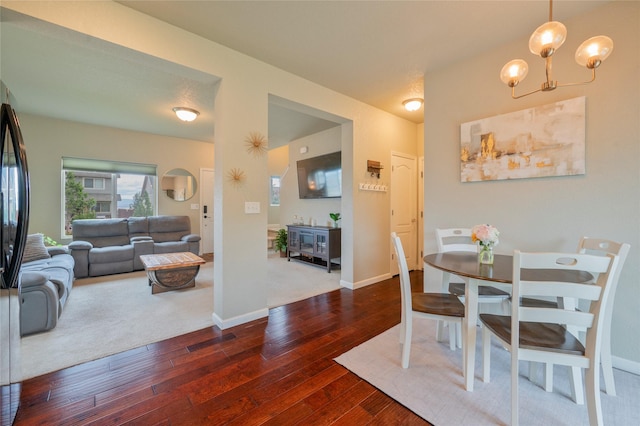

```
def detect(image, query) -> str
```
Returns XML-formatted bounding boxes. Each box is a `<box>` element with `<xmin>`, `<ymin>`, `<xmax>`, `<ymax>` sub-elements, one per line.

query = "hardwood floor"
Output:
<box><xmin>15</xmin><ymin>271</ymin><xmax>430</xmax><ymax>425</ymax></box>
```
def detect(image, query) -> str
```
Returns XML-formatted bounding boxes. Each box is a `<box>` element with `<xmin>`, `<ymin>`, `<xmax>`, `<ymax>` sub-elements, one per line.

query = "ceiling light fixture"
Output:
<box><xmin>403</xmin><ymin>98</ymin><xmax>423</xmax><ymax>112</ymax></box>
<box><xmin>500</xmin><ymin>0</ymin><xmax>613</xmax><ymax>99</ymax></box>
<box><xmin>172</xmin><ymin>107</ymin><xmax>200</xmax><ymax>122</ymax></box>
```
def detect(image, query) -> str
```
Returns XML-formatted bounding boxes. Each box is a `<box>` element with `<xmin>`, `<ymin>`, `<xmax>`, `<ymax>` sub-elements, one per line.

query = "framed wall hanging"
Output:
<box><xmin>460</xmin><ymin>96</ymin><xmax>585</xmax><ymax>182</ymax></box>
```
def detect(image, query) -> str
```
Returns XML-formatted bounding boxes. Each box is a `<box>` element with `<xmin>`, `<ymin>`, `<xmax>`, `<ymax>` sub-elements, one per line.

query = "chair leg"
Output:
<box><xmin>456</xmin><ymin>322</ymin><xmax>462</xmax><ymax>348</ymax></box>
<box><xmin>529</xmin><ymin>362</ymin><xmax>554</xmax><ymax>392</ymax></box>
<box><xmin>401</xmin><ymin>316</ymin><xmax>412</xmax><ymax>368</ymax></box>
<box><xmin>601</xmin><ymin>333</ymin><xmax>617</xmax><ymax>396</ymax></box>
<box><xmin>528</xmin><ymin>362</ymin><xmax>538</xmax><ymax>385</ymax></box>
<box><xmin>543</xmin><ymin>363</ymin><xmax>553</xmax><ymax>392</ymax></box>
<box><xmin>570</xmin><ymin>366</ymin><xmax>585</xmax><ymax>405</ymax></box>
<box><xmin>448</xmin><ymin>321</ymin><xmax>456</xmax><ymax>351</ymax></box>
<box><xmin>511</xmin><ymin>350</ymin><xmax>519</xmax><ymax>426</ymax></box>
<box><xmin>585</xmin><ymin>364</ymin><xmax>604</xmax><ymax>426</ymax></box>
<box><xmin>482</xmin><ymin>326</ymin><xmax>491</xmax><ymax>383</ymax></box>
<box><xmin>436</xmin><ymin>320</ymin><xmax>446</xmax><ymax>342</ymax></box>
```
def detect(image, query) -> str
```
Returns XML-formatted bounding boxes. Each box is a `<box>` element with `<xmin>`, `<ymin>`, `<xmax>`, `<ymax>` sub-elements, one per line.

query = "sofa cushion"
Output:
<box><xmin>127</xmin><ymin>217</ymin><xmax>149</xmax><ymax>238</ymax></box>
<box><xmin>89</xmin><ymin>245</ymin><xmax>134</xmax><ymax>264</ymax></box>
<box><xmin>72</xmin><ymin>219</ymin><xmax>130</xmax><ymax>247</ymax></box>
<box><xmin>148</xmin><ymin>216</ymin><xmax>191</xmax><ymax>243</ymax></box>
<box><xmin>23</xmin><ymin>233</ymin><xmax>51</xmax><ymax>263</ymax></box>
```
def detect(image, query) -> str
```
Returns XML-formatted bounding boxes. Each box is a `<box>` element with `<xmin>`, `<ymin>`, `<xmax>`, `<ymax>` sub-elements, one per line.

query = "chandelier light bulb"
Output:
<box><xmin>500</xmin><ymin>59</ymin><xmax>528</xmax><ymax>87</ymax></box>
<box><xmin>529</xmin><ymin>21</ymin><xmax>567</xmax><ymax>57</ymax></box>
<box><xmin>575</xmin><ymin>36</ymin><xmax>614</xmax><ymax>69</ymax></box>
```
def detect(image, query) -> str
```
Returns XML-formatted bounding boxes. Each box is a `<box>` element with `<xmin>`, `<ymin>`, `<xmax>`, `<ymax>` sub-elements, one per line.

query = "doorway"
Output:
<box><xmin>390</xmin><ymin>152</ymin><xmax>417</xmax><ymax>275</ymax></box>
<box><xmin>199</xmin><ymin>168</ymin><xmax>214</xmax><ymax>255</ymax></box>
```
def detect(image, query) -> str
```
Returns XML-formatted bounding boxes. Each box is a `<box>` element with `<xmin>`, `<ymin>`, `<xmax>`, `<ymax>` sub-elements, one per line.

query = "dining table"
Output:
<box><xmin>423</xmin><ymin>251</ymin><xmax>593</xmax><ymax>392</ymax></box>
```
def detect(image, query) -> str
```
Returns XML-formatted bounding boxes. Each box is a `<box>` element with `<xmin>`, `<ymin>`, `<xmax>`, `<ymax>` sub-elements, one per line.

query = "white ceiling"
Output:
<box><xmin>1</xmin><ymin>1</ymin><xmax>609</xmax><ymax>145</ymax></box>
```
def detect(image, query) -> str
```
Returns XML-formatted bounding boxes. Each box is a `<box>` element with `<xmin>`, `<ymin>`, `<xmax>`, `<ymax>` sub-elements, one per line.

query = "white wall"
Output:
<box><xmin>5</xmin><ymin>1</ymin><xmax>418</xmax><ymax>328</ymax></box>
<box><xmin>19</xmin><ymin>113</ymin><xmax>214</xmax><ymax>241</ymax></box>
<box><xmin>280</xmin><ymin>127</ymin><xmax>342</xmax><ymax>228</ymax></box>
<box><xmin>423</xmin><ymin>2</ymin><xmax>639</xmax><ymax>366</ymax></box>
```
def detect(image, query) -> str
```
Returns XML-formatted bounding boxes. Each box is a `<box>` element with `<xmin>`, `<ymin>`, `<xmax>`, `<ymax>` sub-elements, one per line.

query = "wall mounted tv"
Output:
<box><xmin>297</xmin><ymin>151</ymin><xmax>342</xmax><ymax>199</ymax></box>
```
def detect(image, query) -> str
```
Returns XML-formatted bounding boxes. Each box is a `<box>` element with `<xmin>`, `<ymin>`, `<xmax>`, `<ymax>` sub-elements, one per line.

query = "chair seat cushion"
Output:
<box><xmin>412</xmin><ymin>293</ymin><xmax>465</xmax><ymax>318</ymax></box>
<box><xmin>449</xmin><ymin>282</ymin><xmax>510</xmax><ymax>297</ymax></box>
<box><xmin>479</xmin><ymin>314</ymin><xmax>585</xmax><ymax>355</ymax></box>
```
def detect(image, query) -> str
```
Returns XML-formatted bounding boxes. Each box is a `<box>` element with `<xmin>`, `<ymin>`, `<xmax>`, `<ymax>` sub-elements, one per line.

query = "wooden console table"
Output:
<box><xmin>287</xmin><ymin>225</ymin><xmax>341</xmax><ymax>272</ymax></box>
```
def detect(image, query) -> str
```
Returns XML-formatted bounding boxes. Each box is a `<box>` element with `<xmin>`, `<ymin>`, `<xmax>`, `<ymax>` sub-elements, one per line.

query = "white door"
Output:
<box><xmin>390</xmin><ymin>152</ymin><xmax>417</xmax><ymax>275</ymax></box>
<box><xmin>418</xmin><ymin>157</ymin><xmax>424</xmax><ymax>270</ymax></box>
<box><xmin>200</xmin><ymin>168</ymin><xmax>214</xmax><ymax>254</ymax></box>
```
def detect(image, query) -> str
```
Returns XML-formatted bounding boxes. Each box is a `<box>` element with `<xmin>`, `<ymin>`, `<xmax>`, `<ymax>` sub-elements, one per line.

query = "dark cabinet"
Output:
<box><xmin>287</xmin><ymin>225</ymin><xmax>341</xmax><ymax>272</ymax></box>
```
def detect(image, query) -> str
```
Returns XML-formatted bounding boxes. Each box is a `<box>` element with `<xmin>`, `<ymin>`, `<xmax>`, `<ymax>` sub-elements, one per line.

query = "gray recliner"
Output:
<box><xmin>20</xmin><ymin>246</ymin><xmax>75</xmax><ymax>336</ymax></box>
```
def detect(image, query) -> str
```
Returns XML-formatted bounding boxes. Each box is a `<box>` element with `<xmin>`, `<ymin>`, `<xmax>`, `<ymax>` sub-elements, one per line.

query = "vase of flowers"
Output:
<box><xmin>471</xmin><ymin>224</ymin><xmax>499</xmax><ymax>265</ymax></box>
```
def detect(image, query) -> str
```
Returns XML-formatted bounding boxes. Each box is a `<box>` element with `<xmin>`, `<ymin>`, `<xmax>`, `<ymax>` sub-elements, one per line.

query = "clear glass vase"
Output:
<box><xmin>478</xmin><ymin>245</ymin><xmax>494</xmax><ymax>265</ymax></box>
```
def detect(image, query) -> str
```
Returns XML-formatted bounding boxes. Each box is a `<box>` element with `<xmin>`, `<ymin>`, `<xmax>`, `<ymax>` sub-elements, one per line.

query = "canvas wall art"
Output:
<box><xmin>460</xmin><ymin>96</ymin><xmax>586</xmax><ymax>182</ymax></box>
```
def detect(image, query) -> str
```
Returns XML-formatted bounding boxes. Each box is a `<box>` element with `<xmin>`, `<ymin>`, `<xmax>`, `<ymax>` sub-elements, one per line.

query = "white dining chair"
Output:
<box><xmin>435</xmin><ymin>228</ymin><xmax>510</xmax><ymax>346</ymax></box>
<box><xmin>526</xmin><ymin>237</ymin><xmax>630</xmax><ymax>400</ymax></box>
<box><xmin>480</xmin><ymin>250</ymin><xmax>619</xmax><ymax>426</ymax></box>
<box><xmin>391</xmin><ymin>233</ymin><xmax>465</xmax><ymax>368</ymax></box>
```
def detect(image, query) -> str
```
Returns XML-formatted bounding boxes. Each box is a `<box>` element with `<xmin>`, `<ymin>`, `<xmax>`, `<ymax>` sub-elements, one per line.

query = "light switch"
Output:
<box><xmin>245</xmin><ymin>201</ymin><xmax>260</xmax><ymax>214</ymax></box>
<box><xmin>190</xmin><ymin>203</ymin><xmax>199</xmax><ymax>210</ymax></box>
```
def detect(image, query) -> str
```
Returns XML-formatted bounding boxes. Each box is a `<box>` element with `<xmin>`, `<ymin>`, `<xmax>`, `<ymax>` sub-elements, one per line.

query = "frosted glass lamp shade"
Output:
<box><xmin>500</xmin><ymin>59</ymin><xmax>529</xmax><ymax>87</ymax></box>
<box><xmin>403</xmin><ymin>98</ymin><xmax>423</xmax><ymax>111</ymax></box>
<box><xmin>529</xmin><ymin>21</ymin><xmax>567</xmax><ymax>57</ymax></box>
<box><xmin>575</xmin><ymin>36</ymin><xmax>614</xmax><ymax>69</ymax></box>
<box><xmin>172</xmin><ymin>107</ymin><xmax>199</xmax><ymax>122</ymax></box>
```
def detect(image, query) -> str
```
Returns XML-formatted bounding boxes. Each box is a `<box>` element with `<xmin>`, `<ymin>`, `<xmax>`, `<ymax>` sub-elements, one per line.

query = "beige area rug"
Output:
<box><xmin>335</xmin><ymin>317</ymin><xmax>640</xmax><ymax>425</ymax></box>
<box><xmin>21</xmin><ymin>255</ymin><xmax>341</xmax><ymax>379</ymax></box>
<box><xmin>21</xmin><ymin>262</ymin><xmax>216</xmax><ymax>380</ymax></box>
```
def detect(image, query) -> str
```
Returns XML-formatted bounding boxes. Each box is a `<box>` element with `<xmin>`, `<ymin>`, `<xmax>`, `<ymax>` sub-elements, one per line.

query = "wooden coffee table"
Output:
<box><xmin>139</xmin><ymin>252</ymin><xmax>206</xmax><ymax>294</ymax></box>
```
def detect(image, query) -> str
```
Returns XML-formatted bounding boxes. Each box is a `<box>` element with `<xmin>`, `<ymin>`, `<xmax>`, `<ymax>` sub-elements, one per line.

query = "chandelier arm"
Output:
<box><xmin>511</xmin><ymin>86</ymin><xmax>543</xmax><ymax>100</ymax></box>
<box><xmin>555</xmin><ymin>68</ymin><xmax>597</xmax><ymax>88</ymax></box>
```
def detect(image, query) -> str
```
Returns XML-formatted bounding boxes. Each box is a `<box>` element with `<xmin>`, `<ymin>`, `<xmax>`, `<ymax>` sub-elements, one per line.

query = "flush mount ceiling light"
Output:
<box><xmin>172</xmin><ymin>107</ymin><xmax>200</xmax><ymax>122</ymax></box>
<box><xmin>501</xmin><ymin>0</ymin><xmax>613</xmax><ymax>99</ymax></box>
<box><xmin>403</xmin><ymin>98</ymin><xmax>423</xmax><ymax>112</ymax></box>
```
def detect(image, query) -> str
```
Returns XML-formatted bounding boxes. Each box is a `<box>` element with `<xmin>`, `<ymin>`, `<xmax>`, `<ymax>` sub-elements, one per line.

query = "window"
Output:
<box><xmin>62</xmin><ymin>157</ymin><xmax>157</xmax><ymax>236</ymax></box>
<box><xmin>83</xmin><ymin>177</ymin><xmax>105</xmax><ymax>189</ymax></box>
<box><xmin>270</xmin><ymin>176</ymin><xmax>281</xmax><ymax>206</ymax></box>
<box><xmin>95</xmin><ymin>201</ymin><xmax>110</xmax><ymax>213</ymax></box>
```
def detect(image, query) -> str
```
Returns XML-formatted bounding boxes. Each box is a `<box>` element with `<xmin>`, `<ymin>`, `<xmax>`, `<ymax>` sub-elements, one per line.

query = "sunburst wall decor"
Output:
<box><xmin>245</xmin><ymin>132</ymin><xmax>268</xmax><ymax>157</ymax></box>
<box><xmin>226</xmin><ymin>168</ymin><xmax>246</xmax><ymax>186</ymax></box>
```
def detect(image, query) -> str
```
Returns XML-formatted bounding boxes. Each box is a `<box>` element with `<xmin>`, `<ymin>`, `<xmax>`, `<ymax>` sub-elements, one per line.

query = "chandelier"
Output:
<box><xmin>500</xmin><ymin>0</ymin><xmax>613</xmax><ymax>99</ymax></box>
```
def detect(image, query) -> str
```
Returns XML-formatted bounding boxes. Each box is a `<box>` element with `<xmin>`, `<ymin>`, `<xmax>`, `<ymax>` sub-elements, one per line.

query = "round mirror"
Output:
<box><xmin>161</xmin><ymin>168</ymin><xmax>197</xmax><ymax>201</ymax></box>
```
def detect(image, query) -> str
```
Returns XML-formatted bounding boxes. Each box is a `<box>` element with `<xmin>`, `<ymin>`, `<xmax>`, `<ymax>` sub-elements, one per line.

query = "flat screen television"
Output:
<box><xmin>297</xmin><ymin>151</ymin><xmax>341</xmax><ymax>199</ymax></box>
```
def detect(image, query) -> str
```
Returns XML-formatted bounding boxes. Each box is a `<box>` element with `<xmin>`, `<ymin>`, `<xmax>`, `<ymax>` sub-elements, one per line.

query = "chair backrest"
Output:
<box><xmin>391</xmin><ymin>232</ymin><xmax>412</xmax><ymax>325</ymax></box>
<box><xmin>577</xmin><ymin>236</ymin><xmax>630</xmax><ymax>289</ymax></box>
<box><xmin>512</xmin><ymin>251</ymin><xmax>619</xmax><ymax>360</ymax></box>
<box><xmin>436</xmin><ymin>228</ymin><xmax>477</xmax><ymax>253</ymax></box>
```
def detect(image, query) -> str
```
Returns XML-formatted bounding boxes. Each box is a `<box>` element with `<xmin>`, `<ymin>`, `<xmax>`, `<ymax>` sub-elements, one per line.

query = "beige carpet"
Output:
<box><xmin>21</xmin><ymin>255</ymin><xmax>340</xmax><ymax>380</ymax></box>
<box><xmin>335</xmin><ymin>317</ymin><xmax>640</xmax><ymax>425</ymax></box>
<box><xmin>266</xmin><ymin>251</ymin><xmax>341</xmax><ymax>308</ymax></box>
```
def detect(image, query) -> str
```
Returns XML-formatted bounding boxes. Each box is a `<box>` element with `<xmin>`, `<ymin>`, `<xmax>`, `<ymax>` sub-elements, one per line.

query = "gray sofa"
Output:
<box><xmin>20</xmin><ymin>245</ymin><xmax>75</xmax><ymax>336</ymax></box>
<box><xmin>69</xmin><ymin>215</ymin><xmax>200</xmax><ymax>278</ymax></box>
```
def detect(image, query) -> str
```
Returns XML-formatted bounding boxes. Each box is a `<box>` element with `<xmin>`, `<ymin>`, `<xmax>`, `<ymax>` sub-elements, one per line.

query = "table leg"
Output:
<box><xmin>464</xmin><ymin>277</ymin><xmax>479</xmax><ymax>392</ymax></box>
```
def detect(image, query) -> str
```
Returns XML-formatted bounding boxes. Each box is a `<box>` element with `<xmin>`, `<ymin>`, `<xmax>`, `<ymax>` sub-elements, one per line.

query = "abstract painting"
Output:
<box><xmin>460</xmin><ymin>96</ymin><xmax>585</xmax><ymax>182</ymax></box>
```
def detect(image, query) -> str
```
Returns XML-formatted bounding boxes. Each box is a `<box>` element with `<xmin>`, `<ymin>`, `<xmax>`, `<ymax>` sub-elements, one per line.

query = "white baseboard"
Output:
<box><xmin>212</xmin><ymin>308</ymin><xmax>269</xmax><ymax>330</ymax></box>
<box><xmin>613</xmin><ymin>355</ymin><xmax>640</xmax><ymax>375</ymax></box>
<box><xmin>340</xmin><ymin>273</ymin><xmax>392</xmax><ymax>290</ymax></box>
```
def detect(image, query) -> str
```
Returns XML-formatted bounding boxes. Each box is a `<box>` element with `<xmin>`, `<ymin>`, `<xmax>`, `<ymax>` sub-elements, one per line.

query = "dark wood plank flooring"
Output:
<box><xmin>14</xmin><ymin>271</ymin><xmax>431</xmax><ymax>425</ymax></box>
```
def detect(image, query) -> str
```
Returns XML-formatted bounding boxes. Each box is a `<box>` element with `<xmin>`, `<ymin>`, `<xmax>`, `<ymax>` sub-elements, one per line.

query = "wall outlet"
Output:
<box><xmin>245</xmin><ymin>201</ymin><xmax>260</xmax><ymax>214</ymax></box>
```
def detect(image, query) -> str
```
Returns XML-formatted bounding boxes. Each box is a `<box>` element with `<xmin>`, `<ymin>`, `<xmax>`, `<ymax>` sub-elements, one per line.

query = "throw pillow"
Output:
<box><xmin>23</xmin><ymin>233</ymin><xmax>51</xmax><ymax>263</ymax></box>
